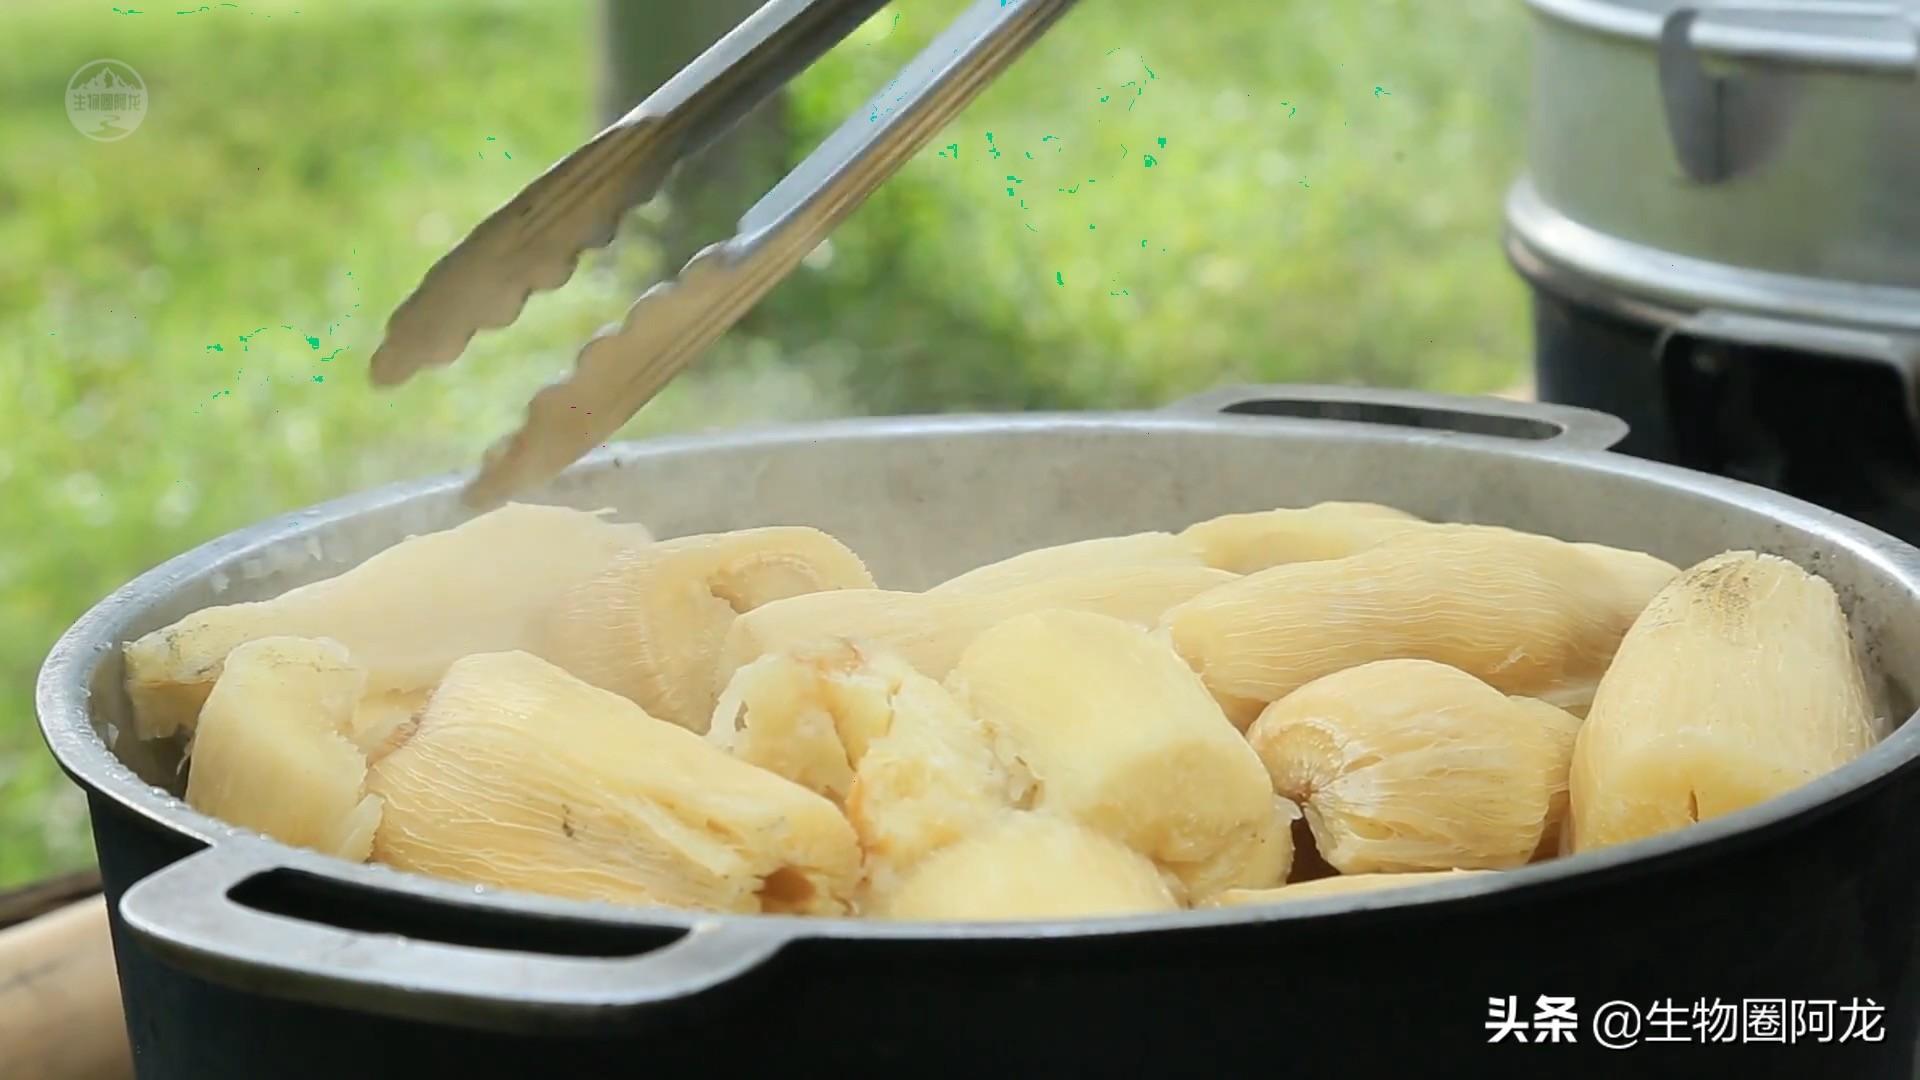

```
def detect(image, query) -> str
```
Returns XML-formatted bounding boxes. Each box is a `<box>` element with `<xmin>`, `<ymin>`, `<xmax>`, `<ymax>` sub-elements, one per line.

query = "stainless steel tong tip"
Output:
<box><xmin>367</xmin><ymin>0</ymin><xmax>892</xmax><ymax>389</ymax></box>
<box><xmin>370</xmin><ymin>0</ymin><xmax>1080</xmax><ymax>509</ymax></box>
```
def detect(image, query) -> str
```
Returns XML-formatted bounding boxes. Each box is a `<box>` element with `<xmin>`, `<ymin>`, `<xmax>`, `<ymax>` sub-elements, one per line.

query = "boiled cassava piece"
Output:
<box><xmin>928</xmin><ymin>531</ymin><xmax>1206</xmax><ymax>594</ymax></box>
<box><xmin>367</xmin><ymin>650</ymin><xmax>860</xmax><ymax>914</ymax></box>
<box><xmin>1247</xmin><ymin>659</ymin><xmax>1580</xmax><ymax>873</ymax></box>
<box><xmin>125</xmin><ymin>503</ymin><xmax>651</xmax><ymax>739</ymax></box>
<box><xmin>1206</xmin><ymin>869</ymin><xmax>1494</xmax><ymax>908</ymax></box>
<box><xmin>876</xmin><ymin>812</ymin><xmax>1179</xmax><ymax>920</ymax></box>
<box><xmin>1162</xmin><ymin>523</ymin><xmax>1679</xmax><ymax>727</ymax></box>
<box><xmin>708</xmin><ymin>642</ymin><xmax>1024</xmax><ymax>899</ymax></box>
<box><xmin>151</xmin><ymin>491</ymin><xmax>1887</xmax><ymax>926</ymax></box>
<box><xmin>533</xmin><ymin>526</ymin><xmax>874</xmax><ymax>732</ymax></box>
<box><xmin>948</xmin><ymin>608</ymin><xmax>1294</xmax><ymax>902</ymax></box>
<box><xmin>719</xmin><ymin>564</ymin><xmax>1236</xmax><ymax>687</ymax></box>
<box><xmin>184</xmin><ymin>637</ymin><xmax>382</xmax><ymax>861</ymax></box>
<box><xmin>1569</xmin><ymin>551</ymin><xmax>1882</xmax><ymax>852</ymax></box>
<box><xmin>1179</xmin><ymin>501</ymin><xmax>1424</xmax><ymax>574</ymax></box>
<box><xmin>1511</xmin><ymin>695</ymin><xmax>1583</xmax><ymax>860</ymax></box>
<box><xmin>348</xmin><ymin>687</ymin><xmax>430</xmax><ymax>763</ymax></box>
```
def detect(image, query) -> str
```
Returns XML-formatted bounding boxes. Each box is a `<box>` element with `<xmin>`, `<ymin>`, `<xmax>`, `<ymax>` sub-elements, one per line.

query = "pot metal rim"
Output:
<box><xmin>1504</xmin><ymin>175</ymin><xmax>1920</xmax><ymax>337</ymax></box>
<box><xmin>37</xmin><ymin>407</ymin><xmax>1920</xmax><ymax>940</ymax></box>
<box><xmin>1523</xmin><ymin>0</ymin><xmax>1920</xmax><ymax>73</ymax></box>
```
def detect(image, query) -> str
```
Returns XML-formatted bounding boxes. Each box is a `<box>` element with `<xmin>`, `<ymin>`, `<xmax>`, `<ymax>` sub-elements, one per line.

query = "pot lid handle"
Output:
<box><xmin>1658</xmin><ymin>3</ymin><xmax>1920</xmax><ymax>183</ymax></box>
<box><xmin>117</xmin><ymin>846</ymin><xmax>795</xmax><ymax>1032</ymax></box>
<box><xmin>1158</xmin><ymin>383</ymin><xmax>1632</xmax><ymax>453</ymax></box>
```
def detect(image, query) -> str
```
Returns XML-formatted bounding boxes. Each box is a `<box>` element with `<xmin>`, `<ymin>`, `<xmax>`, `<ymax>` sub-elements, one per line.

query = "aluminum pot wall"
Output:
<box><xmin>1520</xmin><ymin>0</ymin><xmax>1920</xmax><ymax>303</ymax></box>
<box><xmin>38</xmin><ymin>386</ymin><xmax>1920</xmax><ymax>1079</ymax></box>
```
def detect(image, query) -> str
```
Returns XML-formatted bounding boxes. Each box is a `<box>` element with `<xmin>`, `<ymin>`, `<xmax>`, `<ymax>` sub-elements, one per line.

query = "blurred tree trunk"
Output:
<box><xmin>595</xmin><ymin>0</ymin><xmax>790</xmax><ymax>271</ymax></box>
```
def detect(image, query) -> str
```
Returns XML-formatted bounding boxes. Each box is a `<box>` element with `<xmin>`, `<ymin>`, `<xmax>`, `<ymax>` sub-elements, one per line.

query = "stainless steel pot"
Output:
<box><xmin>1509</xmin><ymin>0</ymin><xmax>1920</xmax><ymax>407</ymax></box>
<box><xmin>37</xmin><ymin>385</ymin><xmax>1920</xmax><ymax>1078</ymax></box>
<box><xmin>1510</xmin><ymin>0</ymin><xmax>1920</xmax><ymax>315</ymax></box>
<box><xmin>1507</xmin><ymin>1</ymin><xmax>1920</xmax><ymax>549</ymax></box>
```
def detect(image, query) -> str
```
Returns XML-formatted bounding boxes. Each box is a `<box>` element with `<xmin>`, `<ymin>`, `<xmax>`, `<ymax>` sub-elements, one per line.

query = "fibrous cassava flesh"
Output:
<box><xmin>1248</xmin><ymin>659</ymin><xmax>1579</xmax><ymax>873</ymax></box>
<box><xmin>533</xmin><ymin>526</ymin><xmax>873</xmax><ymax>732</ymax></box>
<box><xmin>150</xmin><ymin>500</ymin><xmax>1885</xmax><ymax>924</ymax></box>
<box><xmin>1569</xmin><ymin>551</ymin><xmax>1881</xmax><ymax>852</ymax></box>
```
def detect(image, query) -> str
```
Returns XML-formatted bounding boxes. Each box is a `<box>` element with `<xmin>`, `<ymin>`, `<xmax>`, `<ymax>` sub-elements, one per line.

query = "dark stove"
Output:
<box><xmin>1526</xmin><ymin>279</ymin><xmax>1920</xmax><ymax>543</ymax></box>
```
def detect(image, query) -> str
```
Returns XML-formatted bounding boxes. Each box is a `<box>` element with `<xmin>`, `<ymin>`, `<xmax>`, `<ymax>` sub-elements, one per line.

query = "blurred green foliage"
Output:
<box><xmin>0</xmin><ymin>0</ymin><xmax>1528</xmax><ymax>885</ymax></box>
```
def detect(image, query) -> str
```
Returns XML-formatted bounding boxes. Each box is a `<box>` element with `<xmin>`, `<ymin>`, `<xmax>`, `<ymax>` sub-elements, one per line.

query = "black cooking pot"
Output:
<box><xmin>38</xmin><ymin>386</ymin><xmax>1920</xmax><ymax>1078</ymax></box>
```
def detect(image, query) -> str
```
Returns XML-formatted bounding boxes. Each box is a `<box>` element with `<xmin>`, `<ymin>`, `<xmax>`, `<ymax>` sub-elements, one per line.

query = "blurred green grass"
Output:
<box><xmin>0</xmin><ymin>0</ymin><xmax>1529</xmax><ymax>885</ymax></box>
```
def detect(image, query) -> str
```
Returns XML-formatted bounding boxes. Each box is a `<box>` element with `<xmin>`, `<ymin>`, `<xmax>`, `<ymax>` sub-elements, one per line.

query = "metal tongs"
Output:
<box><xmin>369</xmin><ymin>0</ymin><xmax>1079</xmax><ymax>508</ymax></box>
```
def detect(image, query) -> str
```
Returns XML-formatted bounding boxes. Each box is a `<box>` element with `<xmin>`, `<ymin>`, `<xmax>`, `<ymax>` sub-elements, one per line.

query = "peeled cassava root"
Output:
<box><xmin>349</xmin><ymin>688</ymin><xmax>430</xmax><ymax>764</ymax></box>
<box><xmin>949</xmin><ymin>609</ymin><xmax>1293</xmax><ymax>901</ymax></box>
<box><xmin>719</xmin><ymin>564</ymin><xmax>1235</xmax><ymax>687</ymax></box>
<box><xmin>152</xmin><ymin>494</ymin><xmax>1893</xmax><ymax>924</ymax></box>
<box><xmin>1163</xmin><ymin>523</ymin><xmax>1679</xmax><ymax>725</ymax></box>
<box><xmin>708</xmin><ymin>642</ymin><xmax>1023</xmax><ymax>899</ymax></box>
<box><xmin>1569</xmin><ymin>551</ymin><xmax>1882</xmax><ymax>852</ymax></box>
<box><xmin>929</xmin><ymin>532</ymin><xmax>1206</xmax><ymax>594</ymax></box>
<box><xmin>368</xmin><ymin>650</ymin><xmax>860</xmax><ymax>914</ymax></box>
<box><xmin>532</xmin><ymin>526</ymin><xmax>873</xmax><ymax>732</ymax></box>
<box><xmin>183</xmin><ymin>637</ymin><xmax>383</xmax><ymax>861</ymax></box>
<box><xmin>1248</xmin><ymin>659</ymin><xmax>1581</xmax><ymax>873</ymax></box>
<box><xmin>1180</xmin><ymin>501</ymin><xmax>1425</xmax><ymax>574</ymax></box>
<box><xmin>877</xmin><ymin>812</ymin><xmax>1179</xmax><ymax>920</ymax></box>
<box><xmin>1206</xmin><ymin>869</ymin><xmax>1494</xmax><ymax>908</ymax></box>
<box><xmin>126</xmin><ymin>503</ymin><xmax>651</xmax><ymax>739</ymax></box>
<box><xmin>930</xmin><ymin>499</ymin><xmax>1420</xmax><ymax>591</ymax></box>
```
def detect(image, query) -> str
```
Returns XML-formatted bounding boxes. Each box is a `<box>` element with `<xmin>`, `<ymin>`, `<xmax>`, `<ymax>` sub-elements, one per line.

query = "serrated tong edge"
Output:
<box><xmin>366</xmin><ymin>0</ymin><xmax>893</xmax><ymax>388</ymax></box>
<box><xmin>460</xmin><ymin>0</ymin><xmax>1081</xmax><ymax>508</ymax></box>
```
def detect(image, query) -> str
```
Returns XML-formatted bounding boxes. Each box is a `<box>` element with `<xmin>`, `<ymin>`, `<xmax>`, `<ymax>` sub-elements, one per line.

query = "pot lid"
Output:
<box><xmin>1528</xmin><ymin>0</ymin><xmax>1920</xmax><ymax>72</ymax></box>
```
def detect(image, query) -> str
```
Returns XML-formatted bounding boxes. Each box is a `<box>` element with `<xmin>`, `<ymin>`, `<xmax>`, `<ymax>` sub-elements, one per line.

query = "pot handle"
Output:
<box><xmin>1158</xmin><ymin>383</ymin><xmax>1631</xmax><ymax>453</ymax></box>
<box><xmin>1654</xmin><ymin>309</ymin><xmax>1920</xmax><ymax>438</ymax></box>
<box><xmin>1656</xmin><ymin>5</ymin><xmax>1918</xmax><ymax>184</ymax></box>
<box><xmin>117</xmin><ymin>846</ymin><xmax>793</xmax><ymax>1033</ymax></box>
